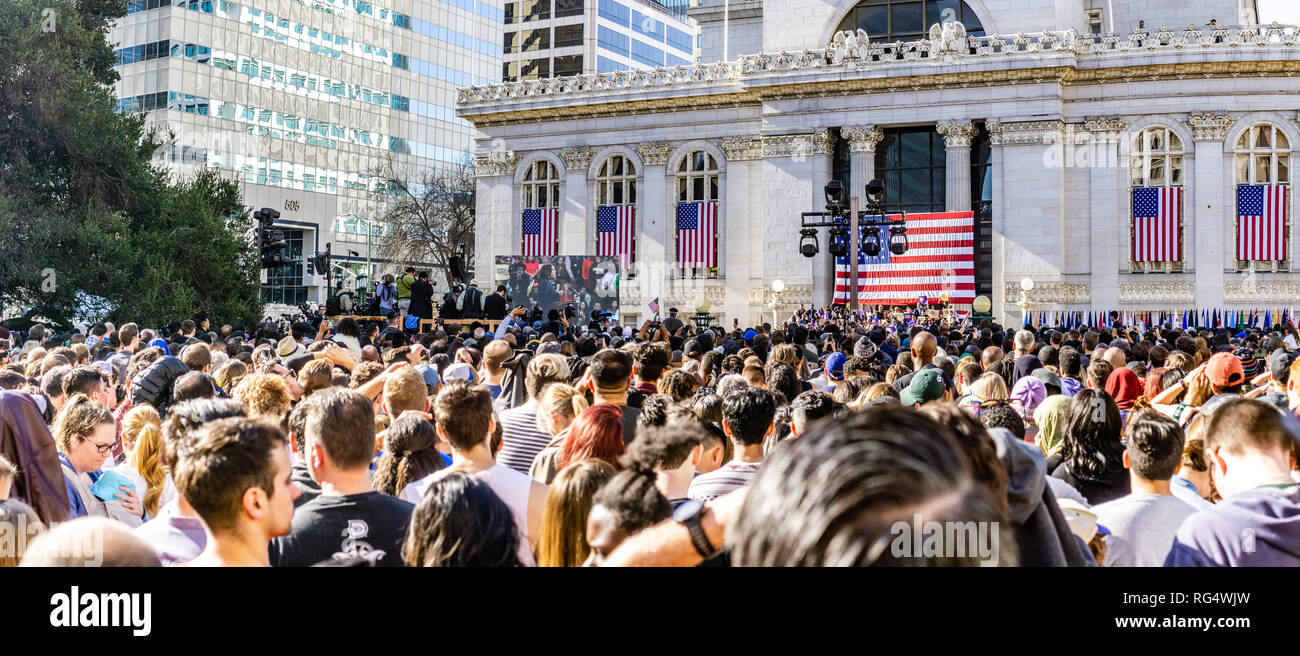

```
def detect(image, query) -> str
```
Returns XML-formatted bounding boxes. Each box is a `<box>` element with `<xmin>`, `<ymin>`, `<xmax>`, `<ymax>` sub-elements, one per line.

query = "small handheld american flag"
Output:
<box><xmin>648</xmin><ymin>297</ymin><xmax>660</xmax><ymax>321</ymax></box>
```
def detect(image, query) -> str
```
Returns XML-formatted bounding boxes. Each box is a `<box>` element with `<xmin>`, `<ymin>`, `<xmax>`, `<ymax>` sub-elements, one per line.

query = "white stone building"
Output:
<box><xmin>458</xmin><ymin>0</ymin><xmax>1300</xmax><ymax>326</ymax></box>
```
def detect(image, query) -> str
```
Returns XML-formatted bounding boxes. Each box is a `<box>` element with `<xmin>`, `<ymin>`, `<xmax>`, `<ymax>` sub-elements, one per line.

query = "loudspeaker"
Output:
<box><xmin>449</xmin><ymin>255</ymin><xmax>466</xmax><ymax>282</ymax></box>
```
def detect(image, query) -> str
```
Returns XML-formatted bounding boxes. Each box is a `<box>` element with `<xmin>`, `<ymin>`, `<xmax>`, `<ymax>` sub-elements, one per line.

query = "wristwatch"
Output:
<box><xmin>673</xmin><ymin>499</ymin><xmax>718</xmax><ymax>559</ymax></box>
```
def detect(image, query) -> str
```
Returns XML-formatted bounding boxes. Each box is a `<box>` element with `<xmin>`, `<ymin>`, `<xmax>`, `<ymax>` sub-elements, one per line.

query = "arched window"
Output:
<box><xmin>595</xmin><ymin>155</ymin><xmax>637</xmax><ymax>270</ymax></box>
<box><xmin>675</xmin><ymin>150</ymin><xmax>719</xmax><ymax>277</ymax></box>
<box><xmin>520</xmin><ymin>159</ymin><xmax>560</xmax><ymax>256</ymax></box>
<box><xmin>835</xmin><ymin>0</ymin><xmax>985</xmax><ymax>43</ymax></box>
<box><xmin>1128</xmin><ymin>126</ymin><xmax>1184</xmax><ymax>272</ymax></box>
<box><xmin>1234</xmin><ymin>123</ymin><xmax>1290</xmax><ymax>269</ymax></box>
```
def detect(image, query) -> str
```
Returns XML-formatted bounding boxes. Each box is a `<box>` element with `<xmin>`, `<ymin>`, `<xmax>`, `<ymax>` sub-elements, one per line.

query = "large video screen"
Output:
<box><xmin>494</xmin><ymin>256</ymin><xmax>621</xmax><ymax>323</ymax></box>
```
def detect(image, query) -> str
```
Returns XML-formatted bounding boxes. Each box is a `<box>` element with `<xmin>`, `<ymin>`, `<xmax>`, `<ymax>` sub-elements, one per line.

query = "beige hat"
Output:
<box><xmin>277</xmin><ymin>336</ymin><xmax>304</xmax><ymax>359</ymax></box>
<box><xmin>1057</xmin><ymin>499</ymin><xmax>1107</xmax><ymax>543</ymax></box>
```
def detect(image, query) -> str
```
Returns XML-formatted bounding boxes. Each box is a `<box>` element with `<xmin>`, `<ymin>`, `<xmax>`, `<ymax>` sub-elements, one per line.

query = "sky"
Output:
<box><xmin>1257</xmin><ymin>0</ymin><xmax>1300</xmax><ymax>25</ymax></box>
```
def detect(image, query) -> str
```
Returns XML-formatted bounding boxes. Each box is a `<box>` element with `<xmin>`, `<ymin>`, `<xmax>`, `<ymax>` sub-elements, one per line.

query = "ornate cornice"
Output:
<box><xmin>559</xmin><ymin>146</ymin><xmax>593</xmax><ymax>169</ymax></box>
<box><xmin>1004</xmin><ymin>281</ymin><xmax>1092</xmax><ymax>305</ymax></box>
<box><xmin>987</xmin><ymin>120</ymin><xmax>1065</xmax><ymax>146</ymax></box>
<box><xmin>636</xmin><ymin>141</ymin><xmax>673</xmax><ymax>166</ymax></box>
<box><xmin>762</xmin><ymin>131</ymin><xmax>833</xmax><ymax>159</ymax></box>
<box><xmin>1224</xmin><ymin>280</ymin><xmax>1300</xmax><ymax>303</ymax></box>
<box><xmin>1082</xmin><ymin>115</ymin><xmax>1126</xmax><ymax>139</ymax></box>
<box><xmin>474</xmin><ymin>150</ymin><xmax>517</xmax><ymax>177</ymax></box>
<box><xmin>720</xmin><ymin>135</ymin><xmax>764</xmax><ymax>161</ymax></box>
<box><xmin>936</xmin><ymin>119</ymin><xmax>977</xmax><ymax>148</ymax></box>
<box><xmin>1186</xmin><ymin>111</ymin><xmax>1235</xmax><ymax>141</ymax></box>
<box><xmin>747</xmin><ymin>285</ymin><xmax>814</xmax><ymax>306</ymax></box>
<box><xmin>842</xmin><ymin>125</ymin><xmax>885</xmax><ymax>153</ymax></box>
<box><xmin>1119</xmin><ymin>281</ymin><xmax>1196</xmax><ymax>304</ymax></box>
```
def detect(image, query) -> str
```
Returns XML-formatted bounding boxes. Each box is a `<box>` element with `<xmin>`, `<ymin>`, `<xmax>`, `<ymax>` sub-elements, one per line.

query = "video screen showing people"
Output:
<box><xmin>495</xmin><ymin>256</ymin><xmax>621</xmax><ymax>324</ymax></box>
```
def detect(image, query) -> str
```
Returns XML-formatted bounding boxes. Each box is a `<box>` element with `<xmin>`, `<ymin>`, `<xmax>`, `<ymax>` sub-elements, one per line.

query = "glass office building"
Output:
<box><xmin>501</xmin><ymin>0</ymin><xmax>697</xmax><ymax>81</ymax></box>
<box><xmin>111</xmin><ymin>0</ymin><xmax>502</xmax><ymax>305</ymax></box>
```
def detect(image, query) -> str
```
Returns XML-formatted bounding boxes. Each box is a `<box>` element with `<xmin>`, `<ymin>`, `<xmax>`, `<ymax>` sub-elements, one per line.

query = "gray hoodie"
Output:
<box><xmin>987</xmin><ymin>427</ymin><xmax>1095</xmax><ymax>567</ymax></box>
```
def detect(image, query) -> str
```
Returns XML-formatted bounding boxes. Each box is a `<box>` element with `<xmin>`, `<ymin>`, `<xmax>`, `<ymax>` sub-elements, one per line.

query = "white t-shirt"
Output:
<box><xmin>1285</xmin><ymin>334</ymin><xmax>1299</xmax><ymax>350</ymax></box>
<box><xmin>412</xmin><ymin>464</ymin><xmax>537</xmax><ymax>566</ymax></box>
<box><xmin>1093</xmin><ymin>493</ymin><xmax>1199</xmax><ymax>567</ymax></box>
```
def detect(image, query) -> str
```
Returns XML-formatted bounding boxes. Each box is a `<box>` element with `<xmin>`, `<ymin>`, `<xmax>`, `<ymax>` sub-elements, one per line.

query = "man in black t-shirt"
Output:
<box><xmin>269</xmin><ymin>388</ymin><xmax>413</xmax><ymax>567</ymax></box>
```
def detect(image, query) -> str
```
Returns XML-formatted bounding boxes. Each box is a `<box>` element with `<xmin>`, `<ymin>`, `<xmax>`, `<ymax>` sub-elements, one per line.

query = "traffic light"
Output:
<box><xmin>255</xmin><ymin>208</ymin><xmax>290</xmax><ymax>269</ymax></box>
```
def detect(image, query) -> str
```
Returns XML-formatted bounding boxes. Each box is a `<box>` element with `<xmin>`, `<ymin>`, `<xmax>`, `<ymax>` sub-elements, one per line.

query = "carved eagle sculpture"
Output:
<box><xmin>830</xmin><ymin>28</ymin><xmax>870</xmax><ymax>64</ymax></box>
<box><xmin>928</xmin><ymin>21</ymin><xmax>967</xmax><ymax>55</ymax></box>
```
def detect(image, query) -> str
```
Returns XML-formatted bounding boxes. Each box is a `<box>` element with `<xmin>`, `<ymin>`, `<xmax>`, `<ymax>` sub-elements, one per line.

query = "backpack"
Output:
<box><xmin>404</xmin><ymin>314</ymin><xmax>419</xmax><ymax>331</ymax></box>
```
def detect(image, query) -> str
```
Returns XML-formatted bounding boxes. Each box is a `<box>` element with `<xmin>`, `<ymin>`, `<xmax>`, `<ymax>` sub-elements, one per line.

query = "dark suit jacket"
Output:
<box><xmin>408</xmin><ymin>279</ymin><xmax>435</xmax><ymax>319</ymax></box>
<box><xmin>483</xmin><ymin>293</ymin><xmax>508</xmax><ymax>320</ymax></box>
<box><xmin>461</xmin><ymin>287</ymin><xmax>486</xmax><ymax>319</ymax></box>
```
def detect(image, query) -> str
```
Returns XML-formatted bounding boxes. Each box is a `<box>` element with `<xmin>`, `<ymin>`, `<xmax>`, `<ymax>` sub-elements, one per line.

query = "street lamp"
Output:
<box><xmin>768</xmin><ymin>279</ymin><xmax>785</xmax><ymax>327</ymax></box>
<box><xmin>691</xmin><ymin>296</ymin><xmax>714</xmax><ymax>328</ymax></box>
<box><xmin>1016</xmin><ymin>277</ymin><xmax>1035</xmax><ymax>327</ymax></box>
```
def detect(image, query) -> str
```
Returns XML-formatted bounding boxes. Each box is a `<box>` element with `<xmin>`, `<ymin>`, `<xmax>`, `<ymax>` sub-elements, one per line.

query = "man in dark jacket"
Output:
<box><xmin>440</xmin><ymin>285</ymin><xmax>462</xmax><ymax>320</ymax></box>
<box><xmin>460</xmin><ymin>283</ymin><xmax>486</xmax><ymax>320</ymax></box>
<box><xmin>483</xmin><ymin>285</ymin><xmax>509</xmax><ymax>320</ymax></box>
<box><xmin>408</xmin><ymin>271</ymin><xmax>436</xmax><ymax>323</ymax></box>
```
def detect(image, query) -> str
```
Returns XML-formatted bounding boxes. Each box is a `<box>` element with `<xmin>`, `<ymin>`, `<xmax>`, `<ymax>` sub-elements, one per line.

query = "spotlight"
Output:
<box><xmin>861</xmin><ymin>227</ymin><xmax>882</xmax><ymax>257</ymax></box>
<box><xmin>828</xmin><ymin>226</ymin><xmax>849</xmax><ymax>257</ymax></box>
<box><xmin>889</xmin><ymin>225</ymin><xmax>909</xmax><ymax>256</ymax></box>
<box><xmin>799</xmin><ymin>228</ymin><xmax>819</xmax><ymax>258</ymax></box>
<box><xmin>865</xmin><ymin>178</ymin><xmax>884</xmax><ymax>201</ymax></box>
<box><xmin>824</xmin><ymin>180</ymin><xmax>845</xmax><ymax>215</ymax></box>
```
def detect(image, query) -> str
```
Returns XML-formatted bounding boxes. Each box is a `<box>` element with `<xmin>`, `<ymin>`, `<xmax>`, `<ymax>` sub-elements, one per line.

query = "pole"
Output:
<box><xmin>366</xmin><ymin>218</ymin><xmax>373</xmax><ymax>291</ymax></box>
<box><xmin>723</xmin><ymin>0</ymin><xmax>729</xmax><ymax>61</ymax></box>
<box><xmin>849</xmin><ymin>197</ymin><xmax>860</xmax><ymax>312</ymax></box>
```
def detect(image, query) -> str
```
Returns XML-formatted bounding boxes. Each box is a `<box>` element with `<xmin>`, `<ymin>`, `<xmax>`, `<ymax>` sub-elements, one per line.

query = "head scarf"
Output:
<box><xmin>1033</xmin><ymin>395</ymin><xmax>1071</xmax><ymax>457</ymax></box>
<box><xmin>1105</xmin><ymin>367</ymin><xmax>1144</xmax><ymax>410</ymax></box>
<box><xmin>1010</xmin><ymin>376</ymin><xmax>1047</xmax><ymax>420</ymax></box>
<box><xmin>1011</xmin><ymin>354</ymin><xmax>1042</xmax><ymax>386</ymax></box>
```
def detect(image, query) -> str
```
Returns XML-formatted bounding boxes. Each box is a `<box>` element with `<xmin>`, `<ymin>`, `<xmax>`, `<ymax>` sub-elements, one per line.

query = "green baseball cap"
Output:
<box><xmin>900</xmin><ymin>369</ymin><xmax>946</xmax><ymax>407</ymax></box>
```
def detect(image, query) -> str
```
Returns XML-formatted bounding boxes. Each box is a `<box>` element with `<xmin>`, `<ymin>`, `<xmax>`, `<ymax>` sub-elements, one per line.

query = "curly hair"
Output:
<box><xmin>1060</xmin><ymin>389</ymin><xmax>1125</xmax><ymax>483</ymax></box>
<box><xmin>656</xmin><ymin>369</ymin><xmax>699</xmax><ymax>402</ymax></box>
<box><xmin>52</xmin><ymin>394</ymin><xmax>114</xmax><ymax>454</ymax></box>
<box><xmin>234</xmin><ymin>373</ymin><xmax>292</xmax><ymax>420</ymax></box>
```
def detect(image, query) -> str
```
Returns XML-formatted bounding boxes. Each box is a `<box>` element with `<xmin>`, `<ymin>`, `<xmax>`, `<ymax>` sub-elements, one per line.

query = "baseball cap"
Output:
<box><xmin>413</xmin><ymin>363</ymin><xmax>441</xmax><ymax>389</ymax></box>
<box><xmin>825</xmin><ymin>352</ymin><xmax>847</xmax><ymax>380</ymax></box>
<box><xmin>1057</xmin><ymin>499</ymin><xmax>1107</xmax><ymax>543</ymax></box>
<box><xmin>1205</xmin><ymin>352</ymin><xmax>1245</xmax><ymax>388</ymax></box>
<box><xmin>442</xmin><ymin>362</ymin><xmax>475</xmax><ymax>382</ymax></box>
<box><xmin>1269</xmin><ymin>349</ymin><xmax>1295</xmax><ymax>385</ymax></box>
<box><xmin>743</xmin><ymin>329</ymin><xmax>757</xmax><ymax>342</ymax></box>
<box><xmin>900</xmin><ymin>369</ymin><xmax>945</xmax><ymax>406</ymax></box>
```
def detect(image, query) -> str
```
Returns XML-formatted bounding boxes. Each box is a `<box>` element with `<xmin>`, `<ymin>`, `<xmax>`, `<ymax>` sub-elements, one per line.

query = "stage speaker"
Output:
<box><xmin>449</xmin><ymin>255</ymin><xmax>466</xmax><ymax>282</ymax></box>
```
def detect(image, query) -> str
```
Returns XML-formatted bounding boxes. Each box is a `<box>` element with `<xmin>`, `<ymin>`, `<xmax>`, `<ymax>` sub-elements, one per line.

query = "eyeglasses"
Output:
<box><xmin>88</xmin><ymin>438</ymin><xmax>118</xmax><ymax>455</ymax></box>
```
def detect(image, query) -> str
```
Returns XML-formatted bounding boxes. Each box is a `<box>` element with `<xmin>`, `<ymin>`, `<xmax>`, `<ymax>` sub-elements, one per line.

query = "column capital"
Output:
<box><xmin>474</xmin><ymin>150</ymin><xmax>517</xmax><ymax>177</ymax></box>
<box><xmin>1082</xmin><ymin>115</ymin><xmax>1126</xmax><ymax>140</ymax></box>
<box><xmin>936</xmin><ymin>119</ymin><xmax>977</xmax><ymax>148</ymax></box>
<box><xmin>762</xmin><ymin>131</ymin><xmax>833</xmax><ymax>159</ymax></box>
<box><xmin>636</xmin><ymin>141</ymin><xmax>673</xmax><ymax>166</ymax></box>
<box><xmin>842</xmin><ymin>124</ymin><xmax>884</xmax><ymax>153</ymax></box>
<box><xmin>720</xmin><ymin>135</ymin><xmax>764</xmax><ymax>161</ymax></box>
<box><xmin>559</xmin><ymin>146</ymin><xmax>594</xmax><ymax>170</ymax></box>
<box><xmin>1185</xmin><ymin>111</ymin><xmax>1234</xmax><ymax>141</ymax></box>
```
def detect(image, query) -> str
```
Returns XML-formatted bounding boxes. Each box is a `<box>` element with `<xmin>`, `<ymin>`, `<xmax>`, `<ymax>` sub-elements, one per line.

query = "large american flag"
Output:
<box><xmin>676</xmin><ymin>202</ymin><xmax>717</xmax><ymax>269</ymax></box>
<box><xmin>1237</xmin><ymin>184</ymin><xmax>1288</xmax><ymax>261</ymax></box>
<box><xmin>522</xmin><ymin>208</ymin><xmax>557</xmax><ymax>256</ymax></box>
<box><xmin>597</xmin><ymin>205</ymin><xmax>635</xmax><ymax>268</ymax></box>
<box><xmin>836</xmin><ymin>211</ymin><xmax>975</xmax><ymax>305</ymax></box>
<box><xmin>1132</xmin><ymin>187</ymin><xmax>1182</xmax><ymax>262</ymax></box>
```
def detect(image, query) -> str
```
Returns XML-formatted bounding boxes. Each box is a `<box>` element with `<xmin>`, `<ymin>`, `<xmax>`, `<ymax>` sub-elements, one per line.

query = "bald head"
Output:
<box><xmin>910</xmin><ymin>332</ymin><xmax>938</xmax><ymax>366</ymax></box>
<box><xmin>483</xmin><ymin>339</ymin><xmax>513</xmax><ymax>374</ymax></box>
<box><xmin>981</xmin><ymin>346</ymin><xmax>1004</xmax><ymax>368</ymax></box>
<box><xmin>360</xmin><ymin>345</ymin><xmax>380</xmax><ymax>363</ymax></box>
<box><xmin>1102</xmin><ymin>347</ymin><xmax>1127</xmax><ymax>371</ymax></box>
<box><xmin>21</xmin><ymin>517</ymin><xmax>162</xmax><ymax>567</ymax></box>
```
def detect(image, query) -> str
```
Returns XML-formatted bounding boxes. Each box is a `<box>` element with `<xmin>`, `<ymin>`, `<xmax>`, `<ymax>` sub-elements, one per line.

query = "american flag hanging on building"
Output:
<box><xmin>1132</xmin><ymin>187</ymin><xmax>1182</xmax><ymax>262</ymax></box>
<box><xmin>521</xmin><ymin>208</ymin><xmax>558</xmax><ymax>256</ymax></box>
<box><xmin>1236</xmin><ymin>184</ymin><xmax>1288</xmax><ymax>261</ymax></box>
<box><xmin>834</xmin><ymin>250</ymin><xmax>866</xmax><ymax>304</ymax></box>
<box><xmin>596</xmin><ymin>205</ymin><xmax>635</xmax><ymax>269</ymax></box>
<box><xmin>836</xmin><ymin>211</ymin><xmax>975</xmax><ymax>306</ymax></box>
<box><xmin>676</xmin><ymin>202</ymin><xmax>717</xmax><ymax>269</ymax></box>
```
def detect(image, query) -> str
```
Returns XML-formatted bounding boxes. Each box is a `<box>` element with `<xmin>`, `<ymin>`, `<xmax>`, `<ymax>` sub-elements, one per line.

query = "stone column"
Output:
<box><xmin>842</xmin><ymin>124</ymin><xmax>883</xmax><ymax>199</ymax></box>
<box><xmin>635</xmin><ymin>141</ymin><xmax>673</xmax><ymax>317</ymax></box>
<box><xmin>1186</xmin><ymin>111</ymin><xmax>1235</xmax><ymax>310</ymax></box>
<box><xmin>473</xmin><ymin>150</ymin><xmax>517</xmax><ymax>286</ymax></box>
<box><xmin>760</xmin><ymin>131</ymin><xmax>832</xmax><ymax>316</ymax></box>
<box><xmin>937</xmin><ymin>119</ymin><xmax>976</xmax><ymax>212</ymax></box>
<box><xmin>559</xmin><ymin>146</ymin><xmax>593</xmax><ymax>256</ymax></box>
<box><xmin>1083</xmin><ymin>117</ymin><xmax>1125</xmax><ymax>312</ymax></box>
<box><xmin>720</xmin><ymin>136</ymin><xmax>764</xmax><ymax>324</ymax></box>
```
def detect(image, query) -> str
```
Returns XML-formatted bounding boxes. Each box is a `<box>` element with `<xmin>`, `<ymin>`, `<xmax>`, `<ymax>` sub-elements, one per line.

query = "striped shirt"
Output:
<box><xmin>496</xmin><ymin>404</ymin><xmax>554</xmax><ymax>475</ymax></box>
<box><xmin>688</xmin><ymin>460</ymin><xmax>761</xmax><ymax>502</ymax></box>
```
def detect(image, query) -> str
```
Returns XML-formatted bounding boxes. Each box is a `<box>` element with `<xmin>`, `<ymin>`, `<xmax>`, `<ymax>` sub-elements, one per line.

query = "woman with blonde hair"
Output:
<box><xmin>537</xmin><ymin>459</ymin><xmax>616</xmax><ymax>567</ymax></box>
<box><xmin>213</xmin><ymin>359</ymin><xmax>247</xmax><ymax>396</ymax></box>
<box><xmin>958</xmin><ymin>372</ymin><xmax>1009</xmax><ymax>417</ymax></box>
<box><xmin>111</xmin><ymin>404</ymin><xmax>170</xmax><ymax>520</ymax></box>
<box><xmin>54</xmin><ymin>395</ymin><xmax>143</xmax><ymax>525</ymax></box>
<box><xmin>528</xmin><ymin>383</ymin><xmax>591</xmax><ymax>484</ymax></box>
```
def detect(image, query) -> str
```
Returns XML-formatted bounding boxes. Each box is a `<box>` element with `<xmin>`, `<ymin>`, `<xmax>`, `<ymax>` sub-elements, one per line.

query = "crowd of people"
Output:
<box><xmin>0</xmin><ymin>303</ymin><xmax>1298</xmax><ymax>567</ymax></box>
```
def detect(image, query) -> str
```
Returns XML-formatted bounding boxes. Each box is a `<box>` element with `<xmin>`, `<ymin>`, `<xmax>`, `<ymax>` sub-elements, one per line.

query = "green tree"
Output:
<box><xmin>0</xmin><ymin>0</ymin><xmax>260</xmax><ymax>327</ymax></box>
